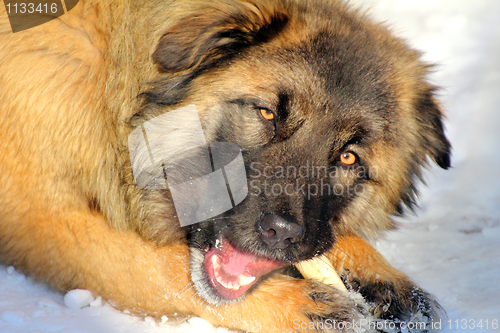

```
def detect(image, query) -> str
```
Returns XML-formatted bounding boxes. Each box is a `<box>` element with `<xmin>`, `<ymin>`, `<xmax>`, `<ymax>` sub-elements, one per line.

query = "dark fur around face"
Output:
<box><xmin>129</xmin><ymin>0</ymin><xmax>450</xmax><ymax>304</ymax></box>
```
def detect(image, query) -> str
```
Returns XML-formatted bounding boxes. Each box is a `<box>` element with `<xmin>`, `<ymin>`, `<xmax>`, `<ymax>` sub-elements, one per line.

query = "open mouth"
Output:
<box><xmin>204</xmin><ymin>239</ymin><xmax>286</xmax><ymax>300</ymax></box>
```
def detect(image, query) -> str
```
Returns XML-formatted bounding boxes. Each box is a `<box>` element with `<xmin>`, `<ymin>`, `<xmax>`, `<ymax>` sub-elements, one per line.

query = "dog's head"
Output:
<box><xmin>131</xmin><ymin>0</ymin><xmax>450</xmax><ymax>304</ymax></box>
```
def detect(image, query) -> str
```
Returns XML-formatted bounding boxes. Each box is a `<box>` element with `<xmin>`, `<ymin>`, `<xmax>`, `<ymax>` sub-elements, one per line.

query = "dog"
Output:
<box><xmin>0</xmin><ymin>0</ymin><xmax>450</xmax><ymax>332</ymax></box>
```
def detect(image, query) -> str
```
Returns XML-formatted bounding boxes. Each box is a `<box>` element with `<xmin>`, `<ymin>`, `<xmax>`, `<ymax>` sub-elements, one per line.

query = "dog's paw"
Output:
<box><xmin>298</xmin><ymin>280</ymin><xmax>373</xmax><ymax>332</ymax></box>
<box><xmin>353</xmin><ymin>279</ymin><xmax>442</xmax><ymax>332</ymax></box>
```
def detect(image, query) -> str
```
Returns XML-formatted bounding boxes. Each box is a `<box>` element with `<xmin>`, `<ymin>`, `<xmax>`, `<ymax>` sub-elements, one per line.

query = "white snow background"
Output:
<box><xmin>1</xmin><ymin>0</ymin><xmax>499</xmax><ymax>332</ymax></box>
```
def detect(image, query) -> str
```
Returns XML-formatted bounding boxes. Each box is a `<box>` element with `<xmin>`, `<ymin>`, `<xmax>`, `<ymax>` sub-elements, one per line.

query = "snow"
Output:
<box><xmin>1</xmin><ymin>0</ymin><xmax>500</xmax><ymax>332</ymax></box>
<box><xmin>63</xmin><ymin>290</ymin><xmax>96</xmax><ymax>310</ymax></box>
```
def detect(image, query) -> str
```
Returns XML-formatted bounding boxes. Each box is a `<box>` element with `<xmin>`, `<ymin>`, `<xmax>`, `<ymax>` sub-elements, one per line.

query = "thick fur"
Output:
<box><xmin>0</xmin><ymin>1</ymin><xmax>450</xmax><ymax>332</ymax></box>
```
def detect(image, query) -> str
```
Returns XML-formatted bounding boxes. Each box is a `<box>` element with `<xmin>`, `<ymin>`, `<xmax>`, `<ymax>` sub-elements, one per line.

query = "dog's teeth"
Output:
<box><xmin>231</xmin><ymin>280</ymin><xmax>240</xmax><ymax>290</ymax></box>
<box><xmin>211</xmin><ymin>254</ymin><xmax>255</xmax><ymax>291</ymax></box>
<box><xmin>217</xmin><ymin>276</ymin><xmax>239</xmax><ymax>291</ymax></box>
<box><xmin>211</xmin><ymin>254</ymin><xmax>221</xmax><ymax>272</ymax></box>
<box><xmin>212</xmin><ymin>262</ymin><xmax>237</xmax><ymax>290</ymax></box>
<box><xmin>238</xmin><ymin>274</ymin><xmax>256</xmax><ymax>286</ymax></box>
<box><xmin>212</xmin><ymin>255</ymin><xmax>227</xmax><ymax>288</ymax></box>
<box><xmin>214</xmin><ymin>270</ymin><xmax>226</xmax><ymax>289</ymax></box>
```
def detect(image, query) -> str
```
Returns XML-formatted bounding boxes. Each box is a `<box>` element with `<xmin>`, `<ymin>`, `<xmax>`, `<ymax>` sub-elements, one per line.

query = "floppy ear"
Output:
<box><xmin>143</xmin><ymin>3</ymin><xmax>288</xmax><ymax>105</ymax></box>
<box><xmin>153</xmin><ymin>4</ymin><xmax>288</xmax><ymax>72</ymax></box>
<box><xmin>416</xmin><ymin>91</ymin><xmax>451</xmax><ymax>169</ymax></box>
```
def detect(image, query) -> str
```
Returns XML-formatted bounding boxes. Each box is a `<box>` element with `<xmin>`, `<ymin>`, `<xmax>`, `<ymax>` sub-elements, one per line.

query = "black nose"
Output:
<box><xmin>259</xmin><ymin>213</ymin><xmax>304</xmax><ymax>250</ymax></box>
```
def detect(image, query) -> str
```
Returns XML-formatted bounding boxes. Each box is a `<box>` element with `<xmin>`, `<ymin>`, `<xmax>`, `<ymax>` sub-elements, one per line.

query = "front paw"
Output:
<box><xmin>351</xmin><ymin>278</ymin><xmax>442</xmax><ymax>332</ymax></box>
<box><xmin>301</xmin><ymin>280</ymin><xmax>371</xmax><ymax>332</ymax></box>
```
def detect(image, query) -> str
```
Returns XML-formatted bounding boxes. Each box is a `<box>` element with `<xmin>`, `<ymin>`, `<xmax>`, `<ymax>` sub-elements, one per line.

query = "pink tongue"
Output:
<box><xmin>205</xmin><ymin>239</ymin><xmax>286</xmax><ymax>299</ymax></box>
<box><xmin>219</xmin><ymin>241</ymin><xmax>259</xmax><ymax>275</ymax></box>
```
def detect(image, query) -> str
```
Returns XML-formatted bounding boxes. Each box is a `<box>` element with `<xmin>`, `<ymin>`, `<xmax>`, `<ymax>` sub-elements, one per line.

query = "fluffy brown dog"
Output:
<box><xmin>0</xmin><ymin>0</ymin><xmax>450</xmax><ymax>332</ymax></box>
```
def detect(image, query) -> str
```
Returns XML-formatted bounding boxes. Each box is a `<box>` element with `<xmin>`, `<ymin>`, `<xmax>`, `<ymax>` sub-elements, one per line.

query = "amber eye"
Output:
<box><xmin>340</xmin><ymin>152</ymin><xmax>357</xmax><ymax>165</ymax></box>
<box><xmin>259</xmin><ymin>108</ymin><xmax>275</xmax><ymax>121</ymax></box>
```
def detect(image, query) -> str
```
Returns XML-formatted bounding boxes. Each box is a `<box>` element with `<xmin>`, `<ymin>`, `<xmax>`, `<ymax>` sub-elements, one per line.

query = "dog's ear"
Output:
<box><xmin>416</xmin><ymin>90</ymin><xmax>451</xmax><ymax>169</ymax></box>
<box><xmin>143</xmin><ymin>3</ymin><xmax>288</xmax><ymax>106</ymax></box>
<box><xmin>153</xmin><ymin>3</ymin><xmax>289</xmax><ymax>73</ymax></box>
